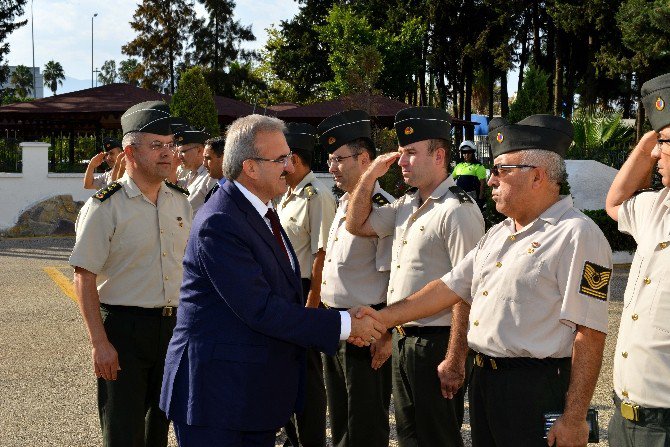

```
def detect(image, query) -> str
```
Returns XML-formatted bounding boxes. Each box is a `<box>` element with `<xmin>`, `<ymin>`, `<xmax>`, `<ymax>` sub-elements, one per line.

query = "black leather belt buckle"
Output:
<box><xmin>543</xmin><ymin>409</ymin><xmax>599</xmax><ymax>443</ymax></box>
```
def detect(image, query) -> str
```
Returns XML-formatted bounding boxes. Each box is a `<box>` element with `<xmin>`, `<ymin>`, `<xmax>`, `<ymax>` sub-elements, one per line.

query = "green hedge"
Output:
<box><xmin>582</xmin><ymin>209</ymin><xmax>636</xmax><ymax>253</ymax></box>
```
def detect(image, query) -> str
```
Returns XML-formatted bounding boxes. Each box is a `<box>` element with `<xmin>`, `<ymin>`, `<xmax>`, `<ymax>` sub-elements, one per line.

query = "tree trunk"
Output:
<box><xmin>487</xmin><ymin>63</ymin><xmax>494</xmax><ymax>120</ymax></box>
<box><xmin>553</xmin><ymin>29</ymin><xmax>563</xmax><ymax>116</ymax></box>
<box><xmin>532</xmin><ymin>0</ymin><xmax>542</xmax><ymax>63</ymax></box>
<box><xmin>465</xmin><ymin>57</ymin><xmax>474</xmax><ymax>140</ymax></box>
<box><xmin>636</xmin><ymin>99</ymin><xmax>645</xmax><ymax>141</ymax></box>
<box><xmin>419</xmin><ymin>32</ymin><xmax>429</xmax><ymax>106</ymax></box>
<box><xmin>501</xmin><ymin>70</ymin><xmax>509</xmax><ymax>118</ymax></box>
<box><xmin>518</xmin><ymin>22</ymin><xmax>528</xmax><ymax>94</ymax></box>
<box><xmin>214</xmin><ymin>9</ymin><xmax>220</xmax><ymax>95</ymax></box>
<box><xmin>545</xmin><ymin>16</ymin><xmax>555</xmax><ymax>110</ymax></box>
<box><xmin>565</xmin><ymin>45</ymin><xmax>576</xmax><ymax>119</ymax></box>
<box><xmin>623</xmin><ymin>72</ymin><xmax>633</xmax><ymax>119</ymax></box>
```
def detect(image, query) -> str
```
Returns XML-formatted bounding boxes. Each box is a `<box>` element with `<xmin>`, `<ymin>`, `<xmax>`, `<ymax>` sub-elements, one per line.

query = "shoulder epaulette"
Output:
<box><xmin>449</xmin><ymin>185</ymin><xmax>473</xmax><ymax>204</ymax></box>
<box><xmin>304</xmin><ymin>183</ymin><xmax>317</xmax><ymax>198</ymax></box>
<box><xmin>372</xmin><ymin>192</ymin><xmax>390</xmax><ymax>207</ymax></box>
<box><xmin>633</xmin><ymin>187</ymin><xmax>662</xmax><ymax>196</ymax></box>
<box><xmin>93</xmin><ymin>182</ymin><xmax>122</xmax><ymax>202</ymax></box>
<box><xmin>165</xmin><ymin>180</ymin><xmax>190</xmax><ymax>196</ymax></box>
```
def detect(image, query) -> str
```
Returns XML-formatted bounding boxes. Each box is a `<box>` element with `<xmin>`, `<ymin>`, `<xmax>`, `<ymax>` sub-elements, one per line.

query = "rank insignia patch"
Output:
<box><xmin>372</xmin><ymin>192</ymin><xmax>390</xmax><ymax>206</ymax></box>
<box><xmin>656</xmin><ymin>97</ymin><xmax>665</xmax><ymax>111</ymax></box>
<box><xmin>579</xmin><ymin>261</ymin><xmax>612</xmax><ymax>301</ymax></box>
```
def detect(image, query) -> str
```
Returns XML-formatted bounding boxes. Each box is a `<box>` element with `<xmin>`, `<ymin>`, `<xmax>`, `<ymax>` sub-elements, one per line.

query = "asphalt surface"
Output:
<box><xmin>0</xmin><ymin>236</ymin><xmax>628</xmax><ymax>446</ymax></box>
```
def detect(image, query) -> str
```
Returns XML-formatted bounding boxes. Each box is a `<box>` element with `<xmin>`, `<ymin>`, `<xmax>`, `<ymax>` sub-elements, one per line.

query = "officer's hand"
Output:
<box><xmin>347</xmin><ymin>307</ymin><xmax>385</xmax><ymax>347</ymax></box>
<box><xmin>92</xmin><ymin>340</ymin><xmax>121</xmax><ymax>381</ymax></box>
<box><xmin>637</xmin><ymin>130</ymin><xmax>659</xmax><ymax>157</ymax></box>
<box><xmin>111</xmin><ymin>153</ymin><xmax>125</xmax><ymax>181</ymax></box>
<box><xmin>89</xmin><ymin>152</ymin><xmax>105</xmax><ymax>168</ymax></box>
<box><xmin>367</xmin><ymin>152</ymin><xmax>400</xmax><ymax>179</ymax></box>
<box><xmin>437</xmin><ymin>359</ymin><xmax>465</xmax><ymax>399</ymax></box>
<box><xmin>546</xmin><ymin>414</ymin><xmax>588</xmax><ymax>447</ymax></box>
<box><xmin>370</xmin><ymin>331</ymin><xmax>392</xmax><ymax>370</ymax></box>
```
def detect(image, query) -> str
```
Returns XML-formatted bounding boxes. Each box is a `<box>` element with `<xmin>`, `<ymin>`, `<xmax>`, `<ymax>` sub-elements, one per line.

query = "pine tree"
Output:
<box><xmin>122</xmin><ymin>0</ymin><xmax>197</xmax><ymax>93</ymax></box>
<box><xmin>170</xmin><ymin>66</ymin><xmax>220</xmax><ymax>136</ymax></box>
<box><xmin>43</xmin><ymin>61</ymin><xmax>65</xmax><ymax>95</ymax></box>
<box><xmin>0</xmin><ymin>0</ymin><xmax>28</xmax><ymax>67</ymax></box>
<box><xmin>508</xmin><ymin>64</ymin><xmax>550</xmax><ymax>123</ymax></box>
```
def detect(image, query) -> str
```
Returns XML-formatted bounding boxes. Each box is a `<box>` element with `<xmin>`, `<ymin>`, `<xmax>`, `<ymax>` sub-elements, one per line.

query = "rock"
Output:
<box><xmin>53</xmin><ymin>220</ymin><xmax>75</xmax><ymax>235</ymax></box>
<box><xmin>3</xmin><ymin>195</ymin><xmax>84</xmax><ymax>237</ymax></box>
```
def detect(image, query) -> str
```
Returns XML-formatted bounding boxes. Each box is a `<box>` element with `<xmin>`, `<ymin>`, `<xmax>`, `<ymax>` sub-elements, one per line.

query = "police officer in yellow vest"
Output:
<box><xmin>452</xmin><ymin>140</ymin><xmax>487</xmax><ymax>206</ymax></box>
<box><xmin>606</xmin><ymin>72</ymin><xmax>670</xmax><ymax>446</ymax></box>
<box><xmin>277</xmin><ymin>122</ymin><xmax>337</xmax><ymax>447</ymax></box>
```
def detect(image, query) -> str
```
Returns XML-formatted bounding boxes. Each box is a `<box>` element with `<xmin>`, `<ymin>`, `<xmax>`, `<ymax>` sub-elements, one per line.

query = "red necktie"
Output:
<box><xmin>265</xmin><ymin>208</ymin><xmax>290</xmax><ymax>262</ymax></box>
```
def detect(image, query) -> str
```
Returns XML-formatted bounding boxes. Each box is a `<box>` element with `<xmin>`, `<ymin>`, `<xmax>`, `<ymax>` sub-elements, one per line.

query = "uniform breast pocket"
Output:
<box><xmin>500</xmin><ymin>250</ymin><xmax>545</xmax><ymax>302</ymax></box>
<box><xmin>652</xmin><ymin>275</ymin><xmax>670</xmax><ymax>334</ymax></box>
<box><xmin>406</xmin><ymin>233</ymin><xmax>439</xmax><ymax>270</ymax></box>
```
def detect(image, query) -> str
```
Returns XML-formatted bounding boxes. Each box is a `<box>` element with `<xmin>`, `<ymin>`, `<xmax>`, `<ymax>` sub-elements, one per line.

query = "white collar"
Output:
<box><xmin>233</xmin><ymin>180</ymin><xmax>273</xmax><ymax>218</ymax></box>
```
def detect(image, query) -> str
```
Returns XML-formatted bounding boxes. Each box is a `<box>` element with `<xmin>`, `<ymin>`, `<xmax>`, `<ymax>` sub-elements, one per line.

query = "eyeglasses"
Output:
<box><xmin>657</xmin><ymin>139</ymin><xmax>670</xmax><ymax>155</ymax></box>
<box><xmin>489</xmin><ymin>164</ymin><xmax>536</xmax><ymax>178</ymax></box>
<box><xmin>327</xmin><ymin>152</ymin><xmax>361</xmax><ymax>167</ymax></box>
<box><xmin>250</xmin><ymin>152</ymin><xmax>292</xmax><ymax>167</ymax></box>
<box><xmin>147</xmin><ymin>141</ymin><xmax>177</xmax><ymax>152</ymax></box>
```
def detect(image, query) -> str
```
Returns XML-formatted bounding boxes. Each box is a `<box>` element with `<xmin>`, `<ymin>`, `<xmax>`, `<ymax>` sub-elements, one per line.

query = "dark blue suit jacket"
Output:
<box><xmin>160</xmin><ymin>181</ymin><xmax>341</xmax><ymax>431</ymax></box>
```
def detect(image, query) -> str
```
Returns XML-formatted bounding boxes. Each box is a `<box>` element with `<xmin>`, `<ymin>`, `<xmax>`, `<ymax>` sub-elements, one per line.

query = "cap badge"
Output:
<box><xmin>328</xmin><ymin>136</ymin><xmax>336</xmax><ymax>145</ymax></box>
<box><xmin>177</xmin><ymin>136</ymin><xmax>184</xmax><ymax>142</ymax></box>
<box><xmin>496</xmin><ymin>132</ymin><xmax>504</xmax><ymax>143</ymax></box>
<box><xmin>656</xmin><ymin>97</ymin><xmax>665</xmax><ymax>111</ymax></box>
<box><xmin>404</xmin><ymin>126</ymin><xmax>414</xmax><ymax>135</ymax></box>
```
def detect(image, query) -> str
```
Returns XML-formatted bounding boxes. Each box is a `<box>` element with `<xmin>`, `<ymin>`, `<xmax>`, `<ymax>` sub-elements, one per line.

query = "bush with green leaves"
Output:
<box><xmin>582</xmin><ymin>209</ymin><xmax>636</xmax><ymax>253</ymax></box>
<box><xmin>170</xmin><ymin>66</ymin><xmax>220</xmax><ymax>136</ymax></box>
<box><xmin>568</xmin><ymin>108</ymin><xmax>634</xmax><ymax>168</ymax></box>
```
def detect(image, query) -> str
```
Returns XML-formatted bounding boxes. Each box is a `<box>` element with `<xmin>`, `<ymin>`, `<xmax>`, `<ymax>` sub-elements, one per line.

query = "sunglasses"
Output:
<box><xmin>489</xmin><ymin>164</ymin><xmax>536</xmax><ymax>178</ymax></box>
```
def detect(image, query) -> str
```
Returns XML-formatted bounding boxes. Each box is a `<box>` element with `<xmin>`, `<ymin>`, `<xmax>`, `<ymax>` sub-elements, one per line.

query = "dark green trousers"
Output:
<box><xmin>608</xmin><ymin>395</ymin><xmax>670</xmax><ymax>447</ymax></box>
<box><xmin>98</xmin><ymin>306</ymin><xmax>176</xmax><ymax>447</ymax></box>
<box><xmin>469</xmin><ymin>356</ymin><xmax>571</xmax><ymax>446</ymax></box>
<box><xmin>322</xmin><ymin>341</ymin><xmax>392</xmax><ymax>447</ymax></box>
<box><xmin>392</xmin><ymin>330</ymin><xmax>464</xmax><ymax>447</ymax></box>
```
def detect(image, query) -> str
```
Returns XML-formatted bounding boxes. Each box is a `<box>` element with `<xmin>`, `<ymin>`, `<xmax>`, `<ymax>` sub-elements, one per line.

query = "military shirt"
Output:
<box><xmin>278</xmin><ymin>171</ymin><xmax>337</xmax><ymax>279</ymax></box>
<box><xmin>614</xmin><ymin>188</ymin><xmax>670</xmax><ymax>408</ymax></box>
<box><xmin>69</xmin><ymin>174</ymin><xmax>192</xmax><ymax>308</ymax></box>
<box><xmin>442</xmin><ymin>195</ymin><xmax>611</xmax><ymax>358</ymax></box>
<box><xmin>179</xmin><ymin>164</ymin><xmax>216</xmax><ymax>215</ymax></box>
<box><xmin>320</xmin><ymin>182</ymin><xmax>393</xmax><ymax>308</ymax></box>
<box><xmin>368</xmin><ymin>177</ymin><xmax>485</xmax><ymax>326</ymax></box>
<box><xmin>92</xmin><ymin>170</ymin><xmax>113</xmax><ymax>190</ymax></box>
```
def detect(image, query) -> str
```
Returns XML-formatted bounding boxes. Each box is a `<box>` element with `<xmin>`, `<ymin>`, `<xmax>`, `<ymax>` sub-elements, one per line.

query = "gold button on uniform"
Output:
<box><xmin>396</xmin><ymin>265</ymin><xmax>400</xmax><ymax>269</ymax></box>
<box><xmin>334</xmin><ymin>237</ymin><xmax>338</xmax><ymax>241</ymax></box>
<box><xmin>622</xmin><ymin>352</ymin><xmax>628</xmax><ymax>358</ymax></box>
<box><xmin>509</xmin><ymin>235</ymin><xmax>516</xmax><ymax>241</ymax></box>
<box><xmin>322</xmin><ymin>280</ymin><xmax>326</xmax><ymax>285</ymax></box>
<box><xmin>473</xmin><ymin>320</ymin><xmax>479</xmax><ymax>326</ymax></box>
<box><xmin>632</xmin><ymin>314</ymin><xmax>638</xmax><ymax>321</ymax></box>
<box><xmin>495</xmin><ymin>262</ymin><xmax>502</xmax><ymax>268</ymax></box>
<box><xmin>403</xmin><ymin>240</ymin><xmax>407</xmax><ymax>245</ymax></box>
<box><xmin>327</xmin><ymin>259</ymin><xmax>331</xmax><ymax>262</ymax></box>
<box><xmin>162</xmin><ymin>252</ymin><xmax>167</xmax><ymax>257</ymax></box>
<box><xmin>390</xmin><ymin>288</ymin><xmax>394</xmax><ymax>293</ymax></box>
<box><xmin>660</xmin><ymin>242</ymin><xmax>668</xmax><ymax>249</ymax></box>
<box><xmin>419</xmin><ymin>226</ymin><xmax>425</xmax><ymax>231</ymax></box>
<box><xmin>527</xmin><ymin>248</ymin><xmax>535</xmax><ymax>254</ymax></box>
<box><xmin>164</xmin><ymin>276</ymin><xmax>169</xmax><ymax>280</ymax></box>
<box><xmin>622</xmin><ymin>390</ymin><xmax>629</xmax><ymax>398</ymax></box>
<box><xmin>160</xmin><ymin>229</ymin><xmax>164</xmax><ymax>234</ymax></box>
<box><xmin>644</xmin><ymin>277</ymin><xmax>651</xmax><ymax>285</ymax></box>
<box><xmin>482</xmin><ymin>291</ymin><xmax>488</xmax><ymax>296</ymax></box>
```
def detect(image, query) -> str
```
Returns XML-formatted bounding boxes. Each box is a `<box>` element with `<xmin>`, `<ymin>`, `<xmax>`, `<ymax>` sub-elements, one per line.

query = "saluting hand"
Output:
<box><xmin>89</xmin><ymin>152</ymin><xmax>106</xmax><ymax>169</ymax></box>
<box><xmin>366</xmin><ymin>152</ymin><xmax>400</xmax><ymax>179</ymax></box>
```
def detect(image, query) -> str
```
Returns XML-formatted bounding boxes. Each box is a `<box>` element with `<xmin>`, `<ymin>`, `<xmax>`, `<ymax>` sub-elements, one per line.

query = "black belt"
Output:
<box><xmin>613</xmin><ymin>392</ymin><xmax>670</xmax><ymax>424</ymax></box>
<box><xmin>100</xmin><ymin>303</ymin><xmax>177</xmax><ymax>317</ymax></box>
<box><xmin>473</xmin><ymin>352</ymin><xmax>571</xmax><ymax>370</ymax></box>
<box><xmin>323</xmin><ymin>302</ymin><xmax>386</xmax><ymax>312</ymax></box>
<box><xmin>394</xmin><ymin>325</ymin><xmax>450</xmax><ymax>336</ymax></box>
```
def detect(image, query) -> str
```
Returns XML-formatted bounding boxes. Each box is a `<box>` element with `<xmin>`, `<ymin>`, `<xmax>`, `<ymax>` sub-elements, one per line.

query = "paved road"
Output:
<box><xmin>0</xmin><ymin>237</ymin><xmax>628</xmax><ymax>446</ymax></box>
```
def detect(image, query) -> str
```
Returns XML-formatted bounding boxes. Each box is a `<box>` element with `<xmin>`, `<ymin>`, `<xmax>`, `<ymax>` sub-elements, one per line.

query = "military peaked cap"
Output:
<box><xmin>102</xmin><ymin>137</ymin><xmax>121</xmax><ymax>151</ymax></box>
<box><xmin>641</xmin><ymin>73</ymin><xmax>670</xmax><ymax>132</ymax></box>
<box><xmin>174</xmin><ymin>125</ymin><xmax>210</xmax><ymax>145</ymax></box>
<box><xmin>488</xmin><ymin>114</ymin><xmax>573</xmax><ymax>158</ymax></box>
<box><xmin>121</xmin><ymin>101</ymin><xmax>176</xmax><ymax>136</ymax></box>
<box><xmin>395</xmin><ymin>107</ymin><xmax>452</xmax><ymax>146</ymax></box>
<box><xmin>317</xmin><ymin>110</ymin><xmax>374</xmax><ymax>153</ymax></box>
<box><xmin>284</xmin><ymin>122</ymin><xmax>317</xmax><ymax>152</ymax></box>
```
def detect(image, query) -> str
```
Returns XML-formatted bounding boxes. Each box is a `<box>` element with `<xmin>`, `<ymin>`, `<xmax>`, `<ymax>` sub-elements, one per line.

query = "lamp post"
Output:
<box><xmin>31</xmin><ymin>0</ymin><xmax>36</xmax><ymax>98</ymax></box>
<box><xmin>91</xmin><ymin>12</ymin><xmax>98</xmax><ymax>88</ymax></box>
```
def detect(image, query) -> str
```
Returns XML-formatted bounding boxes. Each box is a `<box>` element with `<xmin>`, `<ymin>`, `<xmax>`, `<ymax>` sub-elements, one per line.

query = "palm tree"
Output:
<box><xmin>10</xmin><ymin>65</ymin><xmax>33</xmax><ymax>97</ymax></box>
<box><xmin>43</xmin><ymin>61</ymin><xmax>66</xmax><ymax>95</ymax></box>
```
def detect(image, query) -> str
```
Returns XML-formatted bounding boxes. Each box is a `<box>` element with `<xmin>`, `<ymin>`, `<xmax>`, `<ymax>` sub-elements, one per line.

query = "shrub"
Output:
<box><xmin>582</xmin><ymin>209</ymin><xmax>636</xmax><ymax>252</ymax></box>
<box><xmin>170</xmin><ymin>66</ymin><xmax>220</xmax><ymax>136</ymax></box>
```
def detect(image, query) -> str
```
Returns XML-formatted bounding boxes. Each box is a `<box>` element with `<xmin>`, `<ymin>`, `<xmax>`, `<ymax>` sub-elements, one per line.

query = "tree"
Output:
<box><xmin>122</xmin><ymin>0</ymin><xmax>197</xmax><ymax>93</ymax></box>
<box><xmin>10</xmin><ymin>65</ymin><xmax>33</xmax><ymax>97</ymax></box>
<box><xmin>97</xmin><ymin>60</ymin><xmax>117</xmax><ymax>85</ymax></box>
<box><xmin>191</xmin><ymin>0</ymin><xmax>255</xmax><ymax>95</ymax></box>
<box><xmin>43</xmin><ymin>61</ymin><xmax>65</xmax><ymax>95</ymax></box>
<box><xmin>508</xmin><ymin>64</ymin><xmax>550</xmax><ymax>123</ymax></box>
<box><xmin>0</xmin><ymin>0</ymin><xmax>28</xmax><ymax>67</ymax></box>
<box><xmin>118</xmin><ymin>59</ymin><xmax>141</xmax><ymax>86</ymax></box>
<box><xmin>170</xmin><ymin>66</ymin><xmax>220</xmax><ymax>136</ymax></box>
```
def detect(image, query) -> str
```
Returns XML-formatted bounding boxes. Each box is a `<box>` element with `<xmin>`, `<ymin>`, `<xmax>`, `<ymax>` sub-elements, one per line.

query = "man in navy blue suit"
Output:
<box><xmin>160</xmin><ymin>114</ymin><xmax>385</xmax><ymax>446</ymax></box>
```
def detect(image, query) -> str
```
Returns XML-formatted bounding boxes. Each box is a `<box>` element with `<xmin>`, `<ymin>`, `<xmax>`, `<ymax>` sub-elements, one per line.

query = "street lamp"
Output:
<box><xmin>31</xmin><ymin>0</ymin><xmax>36</xmax><ymax>98</ymax></box>
<box><xmin>91</xmin><ymin>12</ymin><xmax>98</xmax><ymax>88</ymax></box>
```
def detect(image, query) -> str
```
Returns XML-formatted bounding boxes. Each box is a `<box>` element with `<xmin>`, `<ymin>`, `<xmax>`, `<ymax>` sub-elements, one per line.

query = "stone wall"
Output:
<box><xmin>2</xmin><ymin>195</ymin><xmax>83</xmax><ymax>237</ymax></box>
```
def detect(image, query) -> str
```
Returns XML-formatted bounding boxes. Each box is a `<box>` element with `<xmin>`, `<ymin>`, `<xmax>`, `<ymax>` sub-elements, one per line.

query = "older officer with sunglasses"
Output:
<box><xmin>358</xmin><ymin>114</ymin><xmax>612</xmax><ymax>447</ymax></box>
<box><xmin>606</xmin><ymin>72</ymin><xmax>670</xmax><ymax>446</ymax></box>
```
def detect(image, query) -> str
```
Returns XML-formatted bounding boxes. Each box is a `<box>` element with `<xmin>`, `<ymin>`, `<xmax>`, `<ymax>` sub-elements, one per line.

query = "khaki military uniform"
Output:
<box><xmin>278</xmin><ymin>171</ymin><xmax>336</xmax><ymax>280</ymax></box>
<box><xmin>368</xmin><ymin>177</ymin><xmax>484</xmax><ymax>447</ymax></box>
<box><xmin>92</xmin><ymin>170</ymin><xmax>113</xmax><ymax>190</ymax></box>
<box><xmin>69</xmin><ymin>174</ymin><xmax>191</xmax><ymax>447</ymax></box>
<box><xmin>442</xmin><ymin>195</ymin><xmax>611</xmax><ymax>446</ymax></box>
<box><xmin>320</xmin><ymin>181</ymin><xmax>394</xmax><ymax>447</ymax></box>
<box><xmin>178</xmin><ymin>164</ymin><xmax>216</xmax><ymax>215</ymax></box>
<box><xmin>276</xmin><ymin>172</ymin><xmax>336</xmax><ymax>447</ymax></box>
<box><xmin>609</xmin><ymin>189</ymin><xmax>670</xmax><ymax>446</ymax></box>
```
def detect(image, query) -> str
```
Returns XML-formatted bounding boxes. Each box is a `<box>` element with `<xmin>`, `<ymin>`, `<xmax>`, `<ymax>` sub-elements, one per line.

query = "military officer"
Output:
<box><xmin>83</xmin><ymin>137</ymin><xmax>123</xmax><ymax>190</ymax></box>
<box><xmin>318</xmin><ymin>110</ymin><xmax>395</xmax><ymax>447</ymax></box>
<box><xmin>606</xmin><ymin>72</ymin><xmax>670</xmax><ymax>446</ymax></box>
<box><xmin>360</xmin><ymin>114</ymin><xmax>612</xmax><ymax>446</ymax></box>
<box><xmin>173</xmin><ymin>125</ymin><xmax>216</xmax><ymax>214</ymax></box>
<box><xmin>347</xmin><ymin>106</ymin><xmax>484</xmax><ymax>447</ymax></box>
<box><xmin>69</xmin><ymin>101</ymin><xmax>191</xmax><ymax>447</ymax></box>
<box><xmin>277</xmin><ymin>123</ymin><xmax>337</xmax><ymax>447</ymax></box>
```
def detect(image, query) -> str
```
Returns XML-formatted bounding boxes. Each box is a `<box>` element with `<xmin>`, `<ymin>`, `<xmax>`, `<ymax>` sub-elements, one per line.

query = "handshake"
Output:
<box><xmin>346</xmin><ymin>306</ymin><xmax>391</xmax><ymax>347</ymax></box>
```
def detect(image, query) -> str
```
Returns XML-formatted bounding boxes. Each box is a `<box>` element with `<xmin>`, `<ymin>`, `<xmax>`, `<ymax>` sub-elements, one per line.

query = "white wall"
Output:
<box><xmin>0</xmin><ymin>142</ymin><xmax>89</xmax><ymax>230</ymax></box>
<box><xmin>565</xmin><ymin>160</ymin><xmax>618</xmax><ymax>211</ymax></box>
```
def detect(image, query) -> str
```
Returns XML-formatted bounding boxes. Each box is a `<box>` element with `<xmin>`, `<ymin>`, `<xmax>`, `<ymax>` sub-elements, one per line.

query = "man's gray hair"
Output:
<box><xmin>222</xmin><ymin>114</ymin><xmax>286</xmax><ymax>180</ymax></box>
<box><xmin>519</xmin><ymin>149</ymin><xmax>567</xmax><ymax>185</ymax></box>
<box><xmin>122</xmin><ymin>131</ymin><xmax>144</xmax><ymax>149</ymax></box>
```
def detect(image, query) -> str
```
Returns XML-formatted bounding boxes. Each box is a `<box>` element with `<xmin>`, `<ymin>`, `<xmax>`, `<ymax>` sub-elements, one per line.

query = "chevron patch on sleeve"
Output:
<box><xmin>579</xmin><ymin>261</ymin><xmax>612</xmax><ymax>301</ymax></box>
